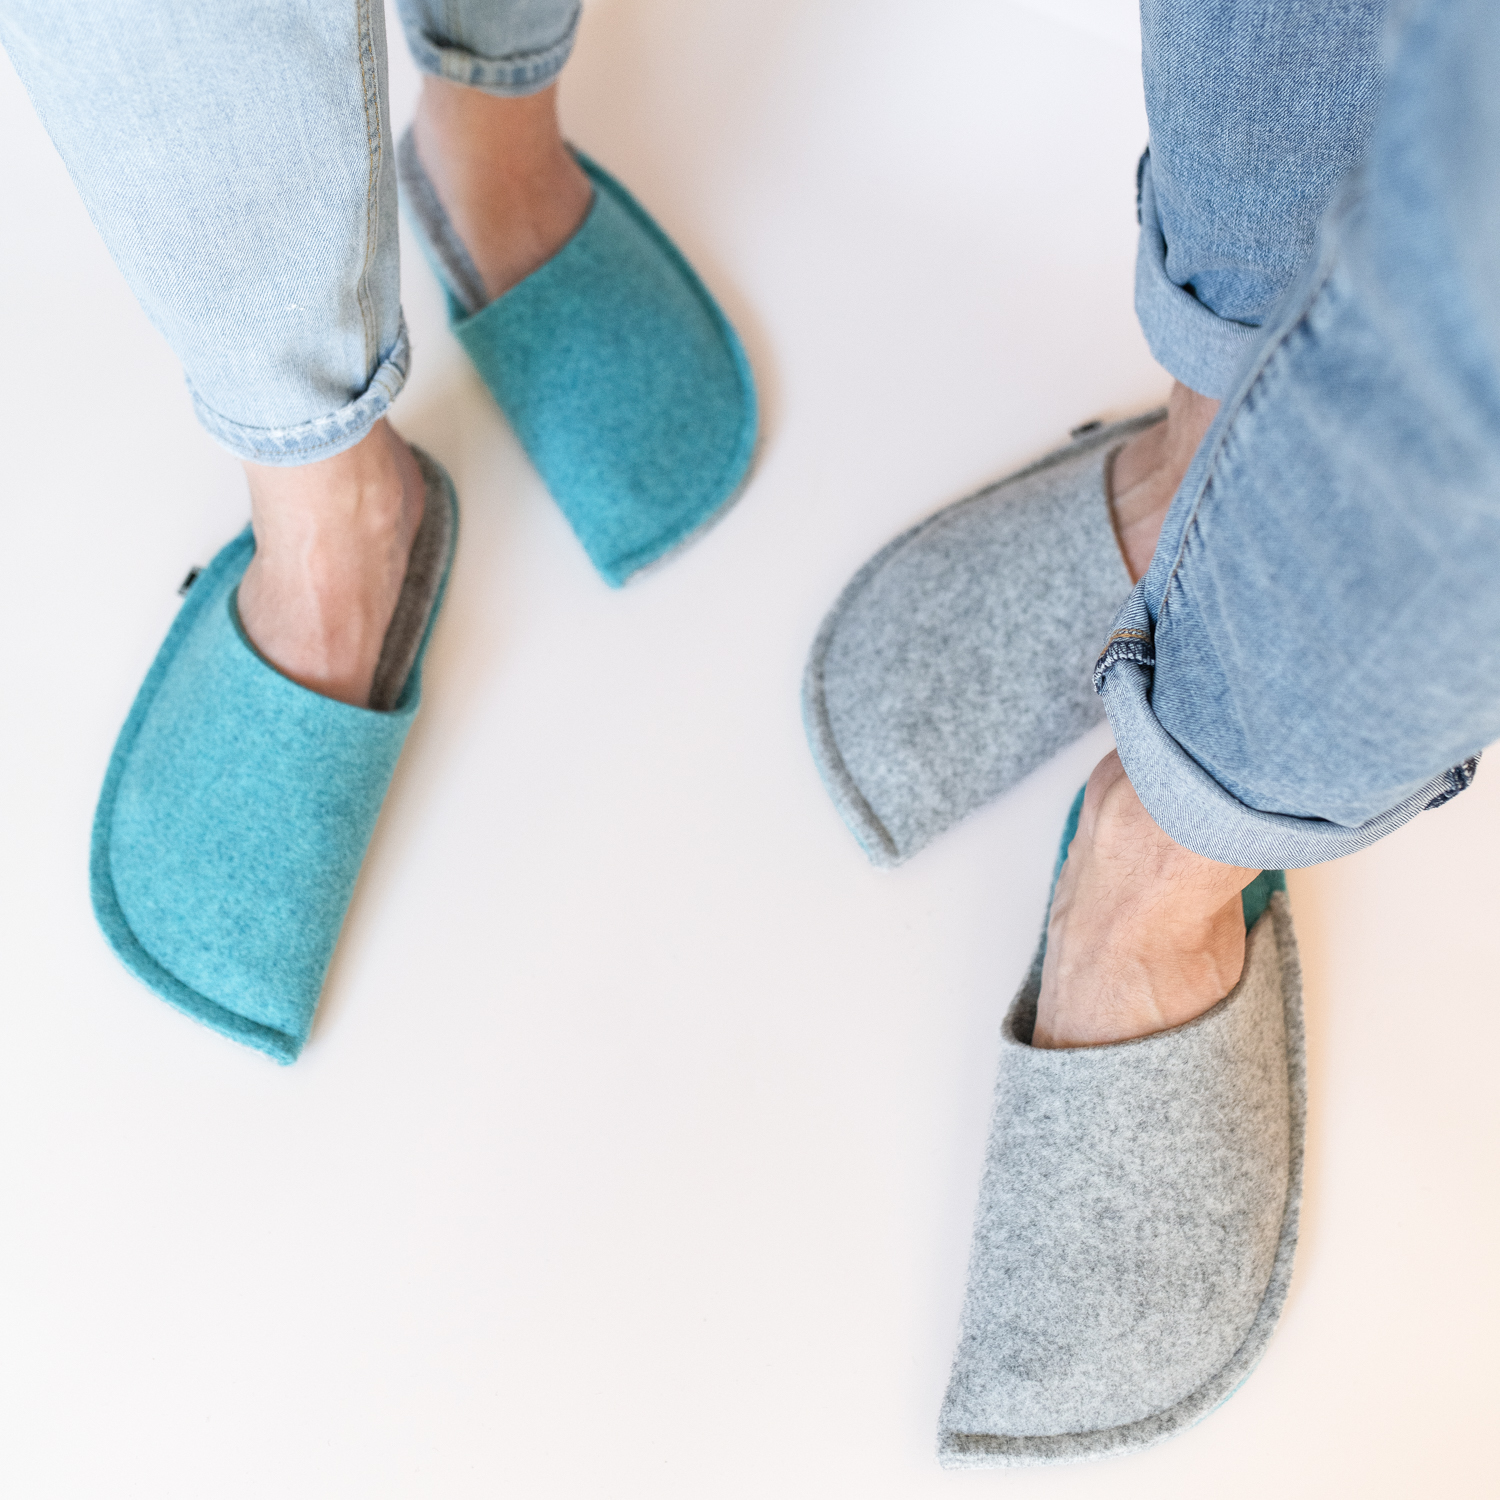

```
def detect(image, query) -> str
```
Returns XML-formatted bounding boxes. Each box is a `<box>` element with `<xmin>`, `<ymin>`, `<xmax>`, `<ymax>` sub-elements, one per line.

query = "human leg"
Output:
<box><xmin>1109</xmin><ymin>381</ymin><xmax>1218</xmax><ymax>580</ymax></box>
<box><xmin>941</xmin><ymin>0</ymin><xmax>1497</xmax><ymax>1463</ymax></box>
<box><xmin>1033</xmin><ymin>750</ymin><xmax>1255</xmax><ymax>1047</ymax></box>
<box><xmin>0</xmin><ymin>0</ymin><xmax>424</xmax><ymax>706</ymax></box>
<box><xmin>394</xmin><ymin>0</ymin><xmax>591</xmax><ymax>300</ymax></box>
<box><xmin>408</xmin><ymin>79</ymin><xmax>590</xmax><ymax>303</ymax></box>
<box><xmin>3</xmin><ymin>2</ymin><xmax>465</xmax><ymax>1054</ymax></box>
<box><xmin>1135</xmin><ymin>0</ymin><xmax>1388</xmax><ymax>401</ymax></box>
<box><xmin>391</xmin><ymin>0</ymin><xmax>759</xmax><ymax>586</ymax></box>
<box><xmin>239</xmin><ymin>419</ymin><xmax>426</xmax><ymax>706</ymax></box>
<box><xmin>0</xmin><ymin>0</ymin><xmax>406</xmax><ymax>462</ymax></box>
<box><xmin>802</xmin><ymin>2</ymin><xmax>1390</xmax><ymax>860</ymax></box>
<box><xmin>1050</xmin><ymin>0</ymin><xmax>1500</xmax><ymax>1044</ymax></box>
<box><xmin>1109</xmin><ymin>0</ymin><xmax>1388</xmax><ymax>577</ymax></box>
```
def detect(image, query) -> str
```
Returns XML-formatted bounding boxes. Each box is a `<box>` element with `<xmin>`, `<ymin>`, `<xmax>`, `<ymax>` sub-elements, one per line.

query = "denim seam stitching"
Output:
<box><xmin>355</xmin><ymin>0</ymin><xmax>382</xmax><ymax>376</ymax></box>
<box><xmin>1154</xmin><ymin>246</ymin><xmax>1343</xmax><ymax>643</ymax></box>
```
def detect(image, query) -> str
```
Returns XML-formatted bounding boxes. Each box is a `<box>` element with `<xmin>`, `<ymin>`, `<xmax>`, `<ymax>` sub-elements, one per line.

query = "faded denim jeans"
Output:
<box><xmin>0</xmin><ymin>0</ymin><xmax>579</xmax><ymax>464</ymax></box>
<box><xmin>1135</xmin><ymin>0</ymin><xmax>1387</xmax><ymax>400</ymax></box>
<box><xmin>1102</xmin><ymin>0</ymin><xmax>1500</xmax><ymax>868</ymax></box>
<box><xmin>3</xmin><ymin>0</ymin><xmax>1495</xmax><ymax>868</ymax></box>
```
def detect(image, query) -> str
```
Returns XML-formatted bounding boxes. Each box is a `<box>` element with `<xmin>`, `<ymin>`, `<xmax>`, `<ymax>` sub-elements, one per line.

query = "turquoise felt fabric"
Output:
<box><xmin>443</xmin><ymin>151</ymin><xmax>757</xmax><ymax>586</ymax></box>
<box><xmin>90</xmin><ymin>480</ymin><xmax>457</xmax><ymax>1064</ymax></box>
<box><xmin>1050</xmin><ymin>784</ymin><xmax>1285</xmax><ymax>932</ymax></box>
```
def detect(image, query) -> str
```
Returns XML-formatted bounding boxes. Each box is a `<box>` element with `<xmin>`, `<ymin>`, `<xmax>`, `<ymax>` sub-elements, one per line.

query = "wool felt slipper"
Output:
<box><xmin>802</xmin><ymin>412</ymin><xmax>1164</xmax><ymax>867</ymax></box>
<box><xmin>937</xmin><ymin>790</ymin><xmax>1303</xmax><ymax>1466</ymax></box>
<box><xmin>397</xmin><ymin>130</ymin><xmax>757</xmax><ymax>587</ymax></box>
<box><xmin>89</xmin><ymin>449</ymin><xmax>459</xmax><ymax>1064</ymax></box>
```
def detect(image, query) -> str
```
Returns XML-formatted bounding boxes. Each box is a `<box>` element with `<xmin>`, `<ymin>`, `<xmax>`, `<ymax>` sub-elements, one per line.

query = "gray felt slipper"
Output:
<box><xmin>802</xmin><ymin>412</ymin><xmax>1163</xmax><ymax>865</ymax></box>
<box><xmin>937</xmin><ymin>802</ymin><xmax>1305</xmax><ymax>1467</ymax></box>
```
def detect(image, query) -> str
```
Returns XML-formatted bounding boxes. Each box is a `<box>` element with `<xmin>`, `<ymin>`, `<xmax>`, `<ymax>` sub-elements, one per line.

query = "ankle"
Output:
<box><xmin>245</xmin><ymin>421</ymin><xmax>419</xmax><ymax>548</ymax></box>
<box><xmin>237</xmin><ymin>421</ymin><xmax>424</xmax><ymax>706</ymax></box>
<box><xmin>1033</xmin><ymin>753</ymin><xmax>1257</xmax><ymax>1049</ymax></box>
<box><xmin>411</xmin><ymin>79</ymin><xmax>592</xmax><ymax>302</ymax></box>
<box><xmin>1108</xmin><ymin>381</ymin><xmax>1220</xmax><ymax>580</ymax></box>
<box><xmin>414</xmin><ymin>78</ymin><xmax>570</xmax><ymax>181</ymax></box>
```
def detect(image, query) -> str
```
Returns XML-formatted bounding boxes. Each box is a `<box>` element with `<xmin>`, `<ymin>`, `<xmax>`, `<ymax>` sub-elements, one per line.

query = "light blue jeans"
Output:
<box><xmin>1136</xmin><ymin>0</ymin><xmax>1387</xmax><ymax>400</ymax></box>
<box><xmin>1102</xmin><ymin>0</ymin><xmax>1500</xmax><ymax>867</ymax></box>
<box><xmin>0</xmin><ymin>0</ymin><xmax>578</xmax><ymax>464</ymax></box>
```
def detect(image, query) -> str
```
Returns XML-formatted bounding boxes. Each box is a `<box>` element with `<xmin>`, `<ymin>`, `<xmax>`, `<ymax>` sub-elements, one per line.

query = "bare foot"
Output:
<box><xmin>237</xmin><ymin>419</ymin><xmax>425</xmax><ymax>708</ymax></box>
<box><xmin>410</xmin><ymin>79</ymin><xmax>592</xmax><ymax>304</ymax></box>
<box><xmin>1033</xmin><ymin>752</ymin><xmax>1258</xmax><ymax>1049</ymax></box>
<box><xmin>1109</xmin><ymin>381</ymin><xmax>1220</xmax><ymax>581</ymax></box>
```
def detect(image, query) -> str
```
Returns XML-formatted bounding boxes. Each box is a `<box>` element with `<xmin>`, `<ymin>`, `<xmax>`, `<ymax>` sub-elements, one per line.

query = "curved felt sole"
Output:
<box><xmin>562</xmin><ymin>151</ymin><xmax>760</xmax><ymax>584</ymax></box>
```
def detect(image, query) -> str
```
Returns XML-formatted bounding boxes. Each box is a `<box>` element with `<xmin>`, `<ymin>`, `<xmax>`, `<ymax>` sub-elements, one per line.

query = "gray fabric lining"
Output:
<box><xmin>395</xmin><ymin>129</ymin><xmax>489</xmax><ymax>317</ymax></box>
<box><xmin>938</xmin><ymin>891</ymin><xmax>1305</xmax><ymax>1467</ymax></box>
<box><xmin>802</xmin><ymin>412</ymin><xmax>1163</xmax><ymax>866</ymax></box>
<box><xmin>368</xmin><ymin>448</ymin><xmax>458</xmax><ymax>712</ymax></box>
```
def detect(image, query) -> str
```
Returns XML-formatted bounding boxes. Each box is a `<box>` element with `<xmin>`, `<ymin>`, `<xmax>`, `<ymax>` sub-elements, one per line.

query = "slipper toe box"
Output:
<box><xmin>454</xmin><ymin>155</ymin><xmax>758</xmax><ymax>586</ymax></box>
<box><xmin>92</xmin><ymin>536</ymin><xmax>417</xmax><ymax>1063</ymax></box>
<box><xmin>803</xmin><ymin>425</ymin><xmax>1141</xmax><ymax>865</ymax></box>
<box><xmin>939</xmin><ymin>897</ymin><xmax>1304</xmax><ymax>1465</ymax></box>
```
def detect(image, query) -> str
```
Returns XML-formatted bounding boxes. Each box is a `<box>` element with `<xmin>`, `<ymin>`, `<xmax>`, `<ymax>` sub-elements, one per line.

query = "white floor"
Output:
<box><xmin>2</xmin><ymin>2</ymin><xmax>1496</xmax><ymax>1495</ymax></box>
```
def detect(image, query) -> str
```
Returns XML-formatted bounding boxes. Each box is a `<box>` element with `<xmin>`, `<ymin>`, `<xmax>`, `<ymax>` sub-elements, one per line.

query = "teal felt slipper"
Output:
<box><xmin>90</xmin><ymin>450</ymin><xmax>458</xmax><ymax>1064</ymax></box>
<box><xmin>397</xmin><ymin>130</ymin><xmax>758</xmax><ymax>586</ymax></box>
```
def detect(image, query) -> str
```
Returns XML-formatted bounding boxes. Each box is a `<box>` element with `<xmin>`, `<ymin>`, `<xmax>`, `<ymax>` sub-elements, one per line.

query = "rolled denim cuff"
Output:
<box><xmin>1094</xmin><ymin>585</ymin><xmax>1479</xmax><ymax>869</ymax></box>
<box><xmin>190</xmin><ymin>322</ymin><xmax>410</xmax><ymax>466</ymax></box>
<box><xmin>402</xmin><ymin>3</ymin><xmax>579</xmax><ymax>97</ymax></box>
<box><xmin>1134</xmin><ymin>153</ymin><xmax>1264</xmax><ymax>402</ymax></box>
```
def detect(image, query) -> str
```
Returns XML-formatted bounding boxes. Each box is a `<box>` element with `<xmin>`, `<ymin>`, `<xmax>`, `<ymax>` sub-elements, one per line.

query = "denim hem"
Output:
<box><xmin>404</xmin><ymin>4</ymin><xmax>579</xmax><ymax>97</ymax></box>
<box><xmin>1134</xmin><ymin>154</ymin><xmax>1263</xmax><ymax>402</ymax></box>
<box><xmin>1094</xmin><ymin>591</ymin><xmax>1478</xmax><ymax>869</ymax></box>
<box><xmin>190</xmin><ymin>322</ymin><xmax>410</xmax><ymax>466</ymax></box>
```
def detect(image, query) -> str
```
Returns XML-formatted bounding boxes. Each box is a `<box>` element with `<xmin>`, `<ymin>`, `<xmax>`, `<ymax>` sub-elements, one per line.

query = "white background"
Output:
<box><xmin>1</xmin><ymin>2</ymin><xmax>1495</xmax><ymax>1495</ymax></box>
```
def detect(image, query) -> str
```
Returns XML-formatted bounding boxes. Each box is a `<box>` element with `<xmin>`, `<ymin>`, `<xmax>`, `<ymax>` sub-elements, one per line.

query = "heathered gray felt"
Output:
<box><xmin>368</xmin><ymin>449</ymin><xmax>457</xmax><ymax>712</ymax></box>
<box><xmin>802</xmin><ymin>413</ymin><xmax>1162</xmax><ymax>866</ymax></box>
<box><xmin>938</xmin><ymin>891</ymin><xmax>1305</xmax><ymax>1467</ymax></box>
<box><xmin>397</xmin><ymin>132</ymin><xmax>490</xmax><ymax>318</ymax></box>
